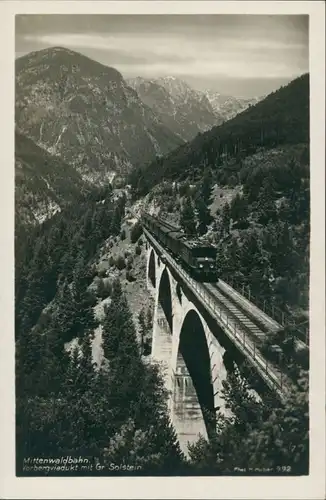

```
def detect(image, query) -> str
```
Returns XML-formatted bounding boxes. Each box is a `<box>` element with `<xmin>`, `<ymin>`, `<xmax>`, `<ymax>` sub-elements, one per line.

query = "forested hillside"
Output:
<box><xmin>15</xmin><ymin>186</ymin><xmax>187</xmax><ymax>475</ymax></box>
<box><xmin>129</xmin><ymin>73</ymin><xmax>309</xmax><ymax>194</ymax></box>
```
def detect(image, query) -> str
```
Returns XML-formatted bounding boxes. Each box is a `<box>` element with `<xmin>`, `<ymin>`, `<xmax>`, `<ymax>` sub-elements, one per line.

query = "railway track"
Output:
<box><xmin>214</xmin><ymin>281</ymin><xmax>280</xmax><ymax>333</ymax></box>
<box><xmin>202</xmin><ymin>281</ymin><xmax>293</xmax><ymax>396</ymax></box>
<box><xmin>213</xmin><ymin>280</ymin><xmax>309</xmax><ymax>348</ymax></box>
<box><xmin>205</xmin><ymin>282</ymin><xmax>270</xmax><ymax>345</ymax></box>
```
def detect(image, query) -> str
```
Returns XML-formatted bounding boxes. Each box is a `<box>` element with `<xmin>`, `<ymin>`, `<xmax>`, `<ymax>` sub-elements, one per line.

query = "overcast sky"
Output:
<box><xmin>15</xmin><ymin>14</ymin><xmax>309</xmax><ymax>98</ymax></box>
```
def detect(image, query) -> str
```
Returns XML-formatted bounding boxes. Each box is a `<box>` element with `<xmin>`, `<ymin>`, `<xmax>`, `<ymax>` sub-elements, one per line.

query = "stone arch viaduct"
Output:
<box><xmin>144</xmin><ymin>226</ymin><xmax>295</xmax><ymax>454</ymax></box>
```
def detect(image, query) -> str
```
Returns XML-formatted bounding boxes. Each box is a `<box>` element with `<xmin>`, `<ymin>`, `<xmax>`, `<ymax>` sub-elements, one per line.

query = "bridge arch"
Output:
<box><xmin>177</xmin><ymin>309</ymin><xmax>215</xmax><ymax>437</ymax></box>
<box><xmin>158</xmin><ymin>267</ymin><xmax>173</xmax><ymax>334</ymax></box>
<box><xmin>148</xmin><ymin>249</ymin><xmax>156</xmax><ymax>288</ymax></box>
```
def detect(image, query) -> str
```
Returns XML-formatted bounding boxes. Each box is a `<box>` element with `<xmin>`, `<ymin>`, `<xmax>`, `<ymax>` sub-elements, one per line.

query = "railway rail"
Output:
<box><xmin>207</xmin><ymin>282</ymin><xmax>271</xmax><ymax>344</ymax></box>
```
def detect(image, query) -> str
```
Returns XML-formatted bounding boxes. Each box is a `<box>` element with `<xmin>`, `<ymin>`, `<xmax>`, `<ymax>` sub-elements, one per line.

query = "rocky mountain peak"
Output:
<box><xmin>155</xmin><ymin>76</ymin><xmax>200</xmax><ymax>102</ymax></box>
<box><xmin>129</xmin><ymin>75</ymin><xmax>221</xmax><ymax>142</ymax></box>
<box><xmin>204</xmin><ymin>89</ymin><xmax>262</xmax><ymax>121</ymax></box>
<box><xmin>15</xmin><ymin>46</ymin><xmax>183</xmax><ymax>184</ymax></box>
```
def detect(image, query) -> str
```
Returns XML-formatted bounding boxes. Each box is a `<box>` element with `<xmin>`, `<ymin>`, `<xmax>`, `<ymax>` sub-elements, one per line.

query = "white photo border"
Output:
<box><xmin>0</xmin><ymin>2</ymin><xmax>325</xmax><ymax>499</ymax></box>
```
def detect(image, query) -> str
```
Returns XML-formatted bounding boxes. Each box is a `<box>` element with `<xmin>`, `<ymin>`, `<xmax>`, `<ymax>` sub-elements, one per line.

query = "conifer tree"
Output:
<box><xmin>78</xmin><ymin>333</ymin><xmax>96</xmax><ymax>387</ymax></box>
<box><xmin>199</xmin><ymin>169</ymin><xmax>213</xmax><ymax>206</ymax></box>
<box><xmin>102</xmin><ymin>279</ymin><xmax>139</xmax><ymax>371</ymax></box>
<box><xmin>16</xmin><ymin>329</ymin><xmax>43</xmax><ymax>396</ymax></box>
<box><xmin>53</xmin><ymin>279</ymin><xmax>76</xmax><ymax>342</ymax></box>
<box><xmin>180</xmin><ymin>197</ymin><xmax>196</xmax><ymax>235</ymax></box>
<box><xmin>146</xmin><ymin>307</ymin><xmax>153</xmax><ymax>332</ymax></box>
<box><xmin>230</xmin><ymin>193</ymin><xmax>249</xmax><ymax>224</ymax></box>
<box><xmin>96</xmin><ymin>278</ymin><xmax>106</xmax><ymax>299</ymax></box>
<box><xmin>256</xmin><ymin>180</ymin><xmax>277</xmax><ymax>224</ymax></box>
<box><xmin>195</xmin><ymin>197</ymin><xmax>213</xmax><ymax>235</ymax></box>
<box><xmin>110</xmin><ymin>206</ymin><xmax>122</xmax><ymax>236</ymax></box>
<box><xmin>102</xmin><ymin>279</ymin><xmax>146</xmax><ymax>426</ymax></box>
<box><xmin>221</xmin><ymin>203</ymin><xmax>231</xmax><ymax>236</ymax></box>
<box><xmin>64</xmin><ymin>345</ymin><xmax>81</xmax><ymax>394</ymax></box>
<box><xmin>138</xmin><ymin>308</ymin><xmax>146</xmax><ymax>354</ymax></box>
<box><xmin>70</xmin><ymin>257</ymin><xmax>97</xmax><ymax>338</ymax></box>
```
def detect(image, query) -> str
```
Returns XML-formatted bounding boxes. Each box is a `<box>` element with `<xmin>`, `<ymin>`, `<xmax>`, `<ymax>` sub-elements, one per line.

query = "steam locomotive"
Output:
<box><xmin>142</xmin><ymin>212</ymin><xmax>218</xmax><ymax>282</ymax></box>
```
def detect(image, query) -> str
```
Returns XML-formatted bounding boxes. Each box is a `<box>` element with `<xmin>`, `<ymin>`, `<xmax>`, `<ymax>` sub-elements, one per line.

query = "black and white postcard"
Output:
<box><xmin>0</xmin><ymin>1</ymin><xmax>325</xmax><ymax>499</ymax></box>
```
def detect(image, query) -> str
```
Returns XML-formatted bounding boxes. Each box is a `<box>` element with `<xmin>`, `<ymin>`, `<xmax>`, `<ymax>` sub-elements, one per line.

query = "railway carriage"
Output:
<box><xmin>142</xmin><ymin>213</ymin><xmax>218</xmax><ymax>282</ymax></box>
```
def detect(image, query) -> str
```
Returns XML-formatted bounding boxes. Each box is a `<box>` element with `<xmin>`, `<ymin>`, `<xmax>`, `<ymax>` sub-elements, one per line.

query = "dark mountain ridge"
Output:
<box><xmin>15</xmin><ymin>131</ymin><xmax>89</xmax><ymax>227</ymax></box>
<box><xmin>128</xmin><ymin>73</ymin><xmax>309</xmax><ymax>193</ymax></box>
<box><xmin>15</xmin><ymin>46</ymin><xmax>183</xmax><ymax>184</ymax></box>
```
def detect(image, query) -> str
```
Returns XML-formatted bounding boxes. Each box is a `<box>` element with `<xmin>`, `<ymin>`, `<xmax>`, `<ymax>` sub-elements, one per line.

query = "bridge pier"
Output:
<box><xmin>152</xmin><ymin>312</ymin><xmax>173</xmax><ymax>392</ymax></box>
<box><xmin>171</xmin><ymin>351</ymin><xmax>208</xmax><ymax>454</ymax></box>
<box><xmin>146</xmin><ymin>247</ymin><xmax>156</xmax><ymax>295</ymax></box>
